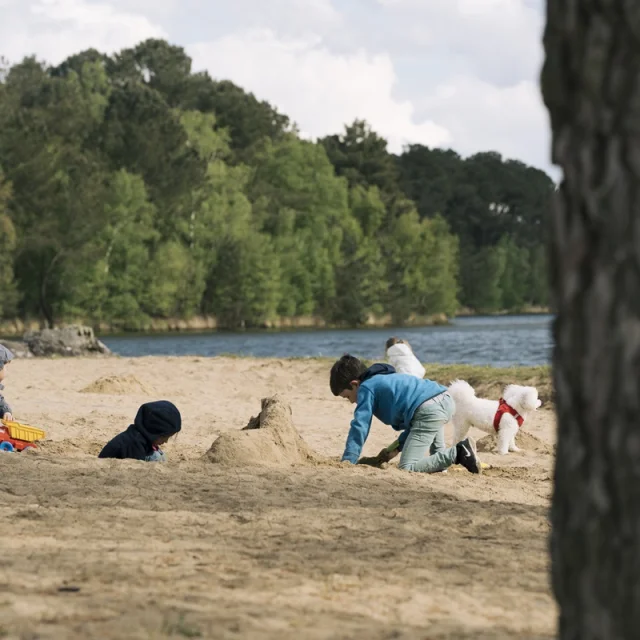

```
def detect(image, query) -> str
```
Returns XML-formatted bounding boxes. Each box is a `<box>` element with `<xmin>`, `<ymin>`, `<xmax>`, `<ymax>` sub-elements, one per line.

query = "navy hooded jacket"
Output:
<box><xmin>341</xmin><ymin>364</ymin><xmax>447</xmax><ymax>463</ymax></box>
<box><xmin>99</xmin><ymin>401</ymin><xmax>181</xmax><ymax>461</ymax></box>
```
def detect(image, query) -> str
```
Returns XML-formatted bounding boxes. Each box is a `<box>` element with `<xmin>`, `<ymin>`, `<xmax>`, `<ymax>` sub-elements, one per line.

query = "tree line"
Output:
<box><xmin>0</xmin><ymin>39</ymin><xmax>555</xmax><ymax>330</ymax></box>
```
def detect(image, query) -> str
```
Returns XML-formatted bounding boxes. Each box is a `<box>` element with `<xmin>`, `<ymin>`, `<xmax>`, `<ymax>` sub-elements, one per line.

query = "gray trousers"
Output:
<box><xmin>398</xmin><ymin>394</ymin><xmax>457</xmax><ymax>473</ymax></box>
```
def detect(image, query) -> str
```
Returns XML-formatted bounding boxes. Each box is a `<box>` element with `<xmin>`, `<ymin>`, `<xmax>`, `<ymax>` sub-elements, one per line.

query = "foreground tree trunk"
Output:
<box><xmin>542</xmin><ymin>2</ymin><xmax>640</xmax><ymax>638</ymax></box>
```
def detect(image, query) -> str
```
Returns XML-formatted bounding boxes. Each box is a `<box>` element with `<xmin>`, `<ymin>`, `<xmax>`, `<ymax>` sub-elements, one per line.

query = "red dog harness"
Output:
<box><xmin>493</xmin><ymin>398</ymin><xmax>524</xmax><ymax>432</ymax></box>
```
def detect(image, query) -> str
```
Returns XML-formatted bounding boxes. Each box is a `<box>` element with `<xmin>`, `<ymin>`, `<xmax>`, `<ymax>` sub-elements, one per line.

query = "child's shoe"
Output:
<box><xmin>455</xmin><ymin>437</ymin><xmax>481</xmax><ymax>474</ymax></box>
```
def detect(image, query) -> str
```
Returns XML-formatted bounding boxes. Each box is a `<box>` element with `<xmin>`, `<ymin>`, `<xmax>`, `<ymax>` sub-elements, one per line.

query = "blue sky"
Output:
<box><xmin>1</xmin><ymin>0</ymin><xmax>554</xmax><ymax>176</ymax></box>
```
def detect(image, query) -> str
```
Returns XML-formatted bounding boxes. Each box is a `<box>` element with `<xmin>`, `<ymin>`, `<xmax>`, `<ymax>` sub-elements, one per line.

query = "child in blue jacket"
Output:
<box><xmin>330</xmin><ymin>354</ymin><xmax>480</xmax><ymax>474</ymax></box>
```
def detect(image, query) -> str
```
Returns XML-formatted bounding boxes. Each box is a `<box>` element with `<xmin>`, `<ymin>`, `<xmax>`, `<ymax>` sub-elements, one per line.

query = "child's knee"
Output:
<box><xmin>398</xmin><ymin>459</ymin><xmax>417</xmax><ymax>472</ymax></box>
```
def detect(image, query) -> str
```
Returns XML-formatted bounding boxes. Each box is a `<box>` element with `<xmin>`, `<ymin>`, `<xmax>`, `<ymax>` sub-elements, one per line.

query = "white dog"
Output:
<box><xmin>448</xmin><ymin>380</ymin><xmax>542</xmax><ymax>455</ymax></box>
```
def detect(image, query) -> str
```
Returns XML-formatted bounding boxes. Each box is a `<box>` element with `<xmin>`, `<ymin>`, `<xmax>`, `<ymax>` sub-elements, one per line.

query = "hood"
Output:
<box><xmin>0</xmin><ymin>344</ymin><xmax>14</xmax><ymax>370</ymax></box>
<box><xmin>359</xmin><ymin>363</ymin><xmax>396</xmax><ymax>383</ymax></box>
<box><xmin>133</xmin><ymin>401</ymin><xmax>182</xmax><ymax>443</ymax></box>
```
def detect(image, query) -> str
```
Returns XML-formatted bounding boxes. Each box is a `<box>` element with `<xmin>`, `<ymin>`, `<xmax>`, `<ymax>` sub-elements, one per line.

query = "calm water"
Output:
<box><xmin>101</xmin><ymin>314</ymin><xmax>553</xmax><ymax>367</ymax></box>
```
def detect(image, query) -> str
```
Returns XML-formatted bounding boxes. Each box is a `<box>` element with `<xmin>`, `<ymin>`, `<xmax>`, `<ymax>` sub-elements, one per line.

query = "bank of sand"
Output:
<box><xmin>0</xmin><ymin>357</ymin><xmax>556</xmax><ymax>639</ymax></box>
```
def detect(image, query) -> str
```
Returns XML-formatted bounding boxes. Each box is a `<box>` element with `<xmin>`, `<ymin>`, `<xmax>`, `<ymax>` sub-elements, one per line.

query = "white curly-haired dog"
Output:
<box><xmin>448</xmin><ymin>380</ymin><xmax>542</xmax><ymax>455</ymax></box>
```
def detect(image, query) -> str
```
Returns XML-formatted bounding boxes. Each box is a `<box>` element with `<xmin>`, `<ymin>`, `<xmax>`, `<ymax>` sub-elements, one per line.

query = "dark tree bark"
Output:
<box><xmin>541</xmin><ymin>2</ymin><xmax>640</xmax><ymax>639</ymax></box>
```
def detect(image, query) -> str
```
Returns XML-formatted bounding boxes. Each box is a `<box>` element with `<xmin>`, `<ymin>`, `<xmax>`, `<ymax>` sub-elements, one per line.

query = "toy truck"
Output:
<box><xmin>0</xmin><ymin>420</ymin><xmax>45</xmax><ymax>452</ymax></box>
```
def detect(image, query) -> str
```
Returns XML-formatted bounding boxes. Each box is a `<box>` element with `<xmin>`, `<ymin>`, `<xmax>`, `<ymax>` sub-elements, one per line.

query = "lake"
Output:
<box><xmin>101</xmin><ymin>314</ymin><xmax>553</xmax><ymax>368</ymax></box>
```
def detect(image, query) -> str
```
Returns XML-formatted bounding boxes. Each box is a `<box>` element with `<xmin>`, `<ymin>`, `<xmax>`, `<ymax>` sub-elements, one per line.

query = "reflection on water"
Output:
<box><xmin>101</xmin><ymin>314</ymin><xmax>553</xmax><ymax>368</ymax></box>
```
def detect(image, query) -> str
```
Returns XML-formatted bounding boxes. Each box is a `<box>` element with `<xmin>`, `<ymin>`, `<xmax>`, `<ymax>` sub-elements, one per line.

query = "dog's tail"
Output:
<box><xmin>447</xmin><ymin>379</ymin><xmax>476</xmax><ymax>402</ymax></box>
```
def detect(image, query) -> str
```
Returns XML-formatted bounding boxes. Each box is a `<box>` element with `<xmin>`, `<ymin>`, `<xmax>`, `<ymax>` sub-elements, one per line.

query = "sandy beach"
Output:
<box><xmin>0</xmin><ymin>356</ymin><xmax>556</xmax><ymax>639</ymax></box>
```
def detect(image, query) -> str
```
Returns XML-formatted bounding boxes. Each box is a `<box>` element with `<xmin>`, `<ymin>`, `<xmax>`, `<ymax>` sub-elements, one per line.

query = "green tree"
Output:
<box><xmin>420</xmin><ymin>215</ymin><xmax>460</xmax><ymax>317</ymax></box>
<box><xmin>349</xmin><ymin>185</ymin><xmax>386</xmax><ymax>237</ymax></box>
<box><xmin>386</xmin><ymin>211</ymin><xmax>459</xmax><ymax>323</ymax></box>
<box><xmin>0</xmin><ymin>171</ymin><xmax>19</xmax><ymax>318</ymax></box>
<box><xmin>397</xmin><ymin>145</ymin><xmax>462</xmax><ymax>219</ymax></box>
<box><xmin>528</xmin><ymin>244</ymin><xmax>549</xmax><ymax>307</ymax></box>
<box><xmin>109</xmin><ymin>39</ymin><xmax>192</xmax><ymax>107</ymax></box>
<box><xmin>143</xmin><ymin>241</ymin><xmax>205</xmax><ymax>318</ymax></box>
<box><xmin>101</xmin><ymin>82</ymin><xmax>206</xmax><ymax>236</ymax></box>
<box><xmin>177</xmin><ymin>108</ymin><xmax>259</xmax><ymax>318</ymax></box>
<box><xmin>0</xmin><ymin>40</ymin><xmax>556</xmax><ymax>327</ymax></box>
<box><xmin>0</xmin><ymin>59</ymin><xmax>111</xmax><ymax>325</ymax></box>
<box><xmin>64</xmin><ymin>170</ymin><xmax>158</xmax><ymax>327</ymax></box>
<box><xmin>331</xmin><ymin>211</ymin><xmax>386</xmax><ymax>326</ymax></box>
<box><xmin>320</xmin><ymin>120</ymin><xmax>400</xmax><ymax>198</ymax></box>
<box><xmin>206</xmin><ymin>231</ymin><xmax>281</xmax><ymax>328</ymax></box>
<box><xmin>498</xmin><ymin>236</ymin><xmax>531</xmax><ymax>311</ymax></box>
<box><xmin>247</xmin><ymin>135</ymin><xmax>348</xmax><ymax>317</ymax></box>
<box><xmin>183</xmin><ymin>76</ymin><xmax>291</xmax><ymax>157</ymax></box>
<box><xmin>460</xmin><ymin>244</ymin><xmax>508</xmax><ymax>312</ymax></box>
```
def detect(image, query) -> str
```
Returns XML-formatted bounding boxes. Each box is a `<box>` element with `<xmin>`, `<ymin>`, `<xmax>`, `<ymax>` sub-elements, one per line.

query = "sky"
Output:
<box><xmin>0</xmin><ymin>0</ymin><xmax>556</xmax><ymax>177</ymax></box>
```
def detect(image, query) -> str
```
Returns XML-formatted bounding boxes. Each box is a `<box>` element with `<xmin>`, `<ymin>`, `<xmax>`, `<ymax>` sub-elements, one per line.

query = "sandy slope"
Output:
<box><xmin>0</xmin><ymin>357</ymin><xmax>557</xmax><ymax>639</ymax></box>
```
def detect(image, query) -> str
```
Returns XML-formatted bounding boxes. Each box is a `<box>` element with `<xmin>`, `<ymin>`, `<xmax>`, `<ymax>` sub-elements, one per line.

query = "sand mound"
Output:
<box><xmin>476</xmin><ymin>430</ymin><xmax>555</xmax><ymax>455</ymax></box>
<box><xmin>80</xmin><ymin>375</ymin><xmax>152</xmax><ymax>395</ymax></box>
<box><xmin>206</xmin><ymin>395</ymin><xmax>323</xmax><ymax>467</ymax></box>
<box><xmin>26</xmin><ymin>439</ymin><xmax>104</xmax><ymax>457</ymax></box>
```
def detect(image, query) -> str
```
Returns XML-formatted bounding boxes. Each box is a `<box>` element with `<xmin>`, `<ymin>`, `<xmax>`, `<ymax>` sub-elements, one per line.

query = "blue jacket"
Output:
<box><xmin>341</xmin><ymin>364</ymin><xmax>447</xmax><ymax>463</ymax></box>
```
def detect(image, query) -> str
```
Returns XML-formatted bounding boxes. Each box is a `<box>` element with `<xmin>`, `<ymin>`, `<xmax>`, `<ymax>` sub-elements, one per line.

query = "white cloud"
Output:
<box><xmin>0</xmin><ymin>0</ymin><xmax>554</xmax><ymax>174</ymax></box>
<box><xmin>0</xmin><ymin>0</ymin><xmax>165</xmax><ymax>65</ymax></box>
<box><xmin>224</xmin><ymin>0</ymin><xmax>342</xmax><ymax>34</ymax></box>
<box><xmin>189</xmin><ymin>29</ymin><xmax>451</xmax><ymax>154</ymax></box>
<box><xmin>418</xmin><ymin>75</ymin><xmax>552</xmax><ymax>172</ymax></box>
<box><xmin>374</xmin><ymin>0</ymin><xmax>543</xmax><ymax>87</ymax></box>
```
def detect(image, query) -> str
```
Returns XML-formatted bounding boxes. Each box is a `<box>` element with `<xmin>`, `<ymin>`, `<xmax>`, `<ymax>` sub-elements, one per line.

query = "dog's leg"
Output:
<box><xmin>496</xmin><ymin>419</ymin><xmax>517</xmax><ymax>455</ymax></box>
<box><xmin>452</xmin><ymin>417</ymin><xmax>470</xmax><ymax>445</ymax></box>
<box><xmin>509</xmin><ymin>435</ymin><xmax>521</xmax><ymax>452</ymax></box>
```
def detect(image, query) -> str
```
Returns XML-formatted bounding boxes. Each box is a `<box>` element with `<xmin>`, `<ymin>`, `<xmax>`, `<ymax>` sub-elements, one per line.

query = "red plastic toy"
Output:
<box><xmin>0</xmin><ymin>428</ymin><xmax>36</xmax><ymax>451</ymax></box>
<box><xmin>0</xmin><ymin>420</ymin><xmax>45</xmax><ymax>452</ymax></box>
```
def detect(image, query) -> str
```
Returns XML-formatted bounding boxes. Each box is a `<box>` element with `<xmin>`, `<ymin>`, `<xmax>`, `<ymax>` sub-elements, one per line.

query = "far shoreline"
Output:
<box><xmin>0</xmin><ymin>308</ymin><xmax>553</xmax><ymax>340</ymax></box>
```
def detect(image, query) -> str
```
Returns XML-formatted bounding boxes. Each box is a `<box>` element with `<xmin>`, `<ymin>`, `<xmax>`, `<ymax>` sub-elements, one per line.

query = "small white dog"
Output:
<box><xmin>448</xmin><ymin>380</ymin><xmax>542</xmax><ymax>455</ymax></box>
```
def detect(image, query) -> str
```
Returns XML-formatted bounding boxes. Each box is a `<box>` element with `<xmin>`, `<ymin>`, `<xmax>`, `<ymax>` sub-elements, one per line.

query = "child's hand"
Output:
<box><xmin>357</xmin><ymin>455</ymin><xmax>381</xmax><ymax>467</ymax></box>
<box><xmin>357</xmin><ymin>447</ymin><xmax>400</xmax><ymax>468</ymax></box>
<box><xmin>2</xmin><ymin>412</ymin><xmax>12</xmax><ymax>422</ymax></box>
<box><xmin>376</xmin><ymin>447</ymin><xmax>400</xmax><ymax>464</ymax></box>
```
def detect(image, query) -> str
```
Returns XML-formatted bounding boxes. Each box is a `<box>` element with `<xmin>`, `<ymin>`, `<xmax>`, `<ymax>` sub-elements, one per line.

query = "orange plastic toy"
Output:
<box><xmin>0</xmin><ymin>420</ymin><xmax>46</xmax><ymax>452</ymax></box>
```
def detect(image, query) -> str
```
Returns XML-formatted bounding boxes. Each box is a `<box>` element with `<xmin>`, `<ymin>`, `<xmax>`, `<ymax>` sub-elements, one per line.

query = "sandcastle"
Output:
<box><xmin>206</xmin><ymin>395</ymin><xmax>323</xmax><ymax>467</ymax></box>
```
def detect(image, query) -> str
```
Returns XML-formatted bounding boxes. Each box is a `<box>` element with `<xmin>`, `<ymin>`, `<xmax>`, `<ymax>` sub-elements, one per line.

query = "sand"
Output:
<box><xmin>80</xmin><ymin>374</ymin><xmax>154</xmax><ymax>395</ymax></box>
<box><xmin>0</xmin><ymin>356</ymin><xmax>557</xmax><ymax>639</ymax></box>
<box><xmin>476</xmin><ymin>430</ymin><xmax>555</xmax><ymax>455</ymax></box>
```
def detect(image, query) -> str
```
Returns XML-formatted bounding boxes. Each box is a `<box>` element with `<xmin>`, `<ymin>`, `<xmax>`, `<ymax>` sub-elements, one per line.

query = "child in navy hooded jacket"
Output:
<box><xmin>99</xmin><ymin>401</ymin><xmax>181</xmax><ymax>462</ymax></box>
<box><xmin>330</xmin><ymin>355</ymin><xmax>481</xmax><ymax>474</ymax></box>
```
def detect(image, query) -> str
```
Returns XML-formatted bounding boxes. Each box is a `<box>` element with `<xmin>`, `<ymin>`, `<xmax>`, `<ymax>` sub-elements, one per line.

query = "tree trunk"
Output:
<box><xmin>39</xmin><ymin>280</ymin><xmax>54</xmax><ymax>329</ymax></box>
<box><xmin>39</xmin><ymin>251</ymin><xmax>65</xmax><ymax>329</ymax></box>
<box><xmin>542</xmin><ymin>2</ymin><xmax>640</xmax><ymax>639</ymax></box>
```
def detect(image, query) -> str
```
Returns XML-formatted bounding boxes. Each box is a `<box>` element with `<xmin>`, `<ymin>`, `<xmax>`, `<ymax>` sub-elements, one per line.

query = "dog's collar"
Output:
<box><xmin>493</xmin><ymin>398</ymin><xmax>524</xmax><ymax>432</ymax></box>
